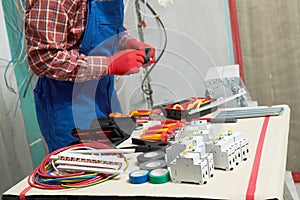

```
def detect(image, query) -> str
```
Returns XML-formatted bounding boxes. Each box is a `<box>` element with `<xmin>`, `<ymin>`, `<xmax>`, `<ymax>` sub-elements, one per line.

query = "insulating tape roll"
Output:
<box><xmin>139</xmin><ymin>159</ymin><xmax>167</xmax><ymax>171</ymax></box>
<box><xmin>129</xmin><ymin>170</ymin><xmax>149</xmax><ymax>184</ymax></box>
<box><xmin>149</xmin><ymin>168</ymin><xmax>170</xmax><ymax>184</ymax></box>
<box><xmin>137</xmin><ymin>151</ymin><xmax>165</xmax><ymax>163</ymax></box>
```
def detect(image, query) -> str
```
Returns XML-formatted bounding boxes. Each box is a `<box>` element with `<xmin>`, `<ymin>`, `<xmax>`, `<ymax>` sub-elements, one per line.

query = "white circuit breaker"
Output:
<box><xmin>209</xmin><ymin>130</ymin><xmax>249</xmax><ymax>171</ymax></box>
<box><xmin>167</xmin><ymin>120</ymin><xmax>215</xmax><ymax>184</ymax></box>
<box><xmin>167</xmin><ymin>120</ymin><xmax>249</xmax><ymax>184</ymax></box>
<box><xmin>169</xmin><ymin>151</ymin><xmax>212</xmax><ymax>185</ymax></box>
<box><xmin>209</xmin><ymin>136</ymin><xmax>237</xmax><ymax>171</ymax></box>
<box><xmin>203</xmin><ymin>152</ymin><xmax>214</xmax><ymax>178</ymax></box>
<box><xmin>227</xmin><ymin>130</ymin><xmax>249</xmax><ymax>163</ymax></box>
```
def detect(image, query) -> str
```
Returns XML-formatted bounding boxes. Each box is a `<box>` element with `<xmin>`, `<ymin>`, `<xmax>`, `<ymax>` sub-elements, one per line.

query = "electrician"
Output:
<box><xmin>25</xmin><ymin>0</ymin><xmax>156</xmax><ymax>152</ymax></box>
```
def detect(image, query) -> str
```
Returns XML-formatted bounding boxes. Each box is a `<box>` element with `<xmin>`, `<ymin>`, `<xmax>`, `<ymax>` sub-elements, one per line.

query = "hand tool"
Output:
<box><xmin>140</xmin><ymin>132</ymin><xmax>169</xmax><ymax>141</ymax></box>
<box><xmin>120</xmin><ymin>138</ymin><xmax>170</xmax><ymax>152</ymax></box>
<box><xmin>129</xmin><ymin>109</ymin><xmax>151</xmax><ymax>117</ymax></box>
<box><xmin>189</xmin><ymin>88</ymin><xmax>247</xmax><ymax>115</ymax></box>
<box><xmin>199</xmin><ymin>117</ymin><xmax>237</xmax><ymax>123</ymax></box>
<box><xmin>143</xmin><ymin>48</ymin><xmax>154</xmax><ymax>64</ymax></box>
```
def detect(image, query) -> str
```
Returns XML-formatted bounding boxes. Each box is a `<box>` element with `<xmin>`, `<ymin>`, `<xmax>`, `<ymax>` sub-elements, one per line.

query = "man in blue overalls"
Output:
<box><xmin>25</xmin><ymin>0</ymin><xmax>155</xmax><ymax>152</ymax></box>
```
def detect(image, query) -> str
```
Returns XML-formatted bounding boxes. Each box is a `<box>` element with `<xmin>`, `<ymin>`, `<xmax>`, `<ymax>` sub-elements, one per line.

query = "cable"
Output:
<box><xmin>137</xmin><ymin>2</ymin><xmax>160</xmax><ymax>18</ymax></box>
<box><xmin>139</xmin><ymin>0</ymin><xmax>168</xmax><ymax>97</ymax></box>
<box><xmin>0</xmin><ymin>58</ymin><xmax>10</xmax><ymax>64</ymax></box>
<box><xmin>1</xmin><ymin>0</ymin><xmax>33</xmax><ymax>100</ymax></box>
<box><xmin>22</xmin><ymin>73</ymin><xmax>34</xmax><ymax>98</ymax></box>
<box><xmin>0</xmin><ymin>67</ymin><xmax>32</xmax><ymax>123</ymax></box>
<box><xmin>4</xmin><ymin>61</ymin><xmax>16</xmax><ymax>94</ymax></box>
<box><xmin>28</xmin><ymin>142</ymin><xmax>128</xmax><ymax>189</ymax></box>
<box><xmin>1</xmin><ymin>1</ymin><xmax>26</xmax><ymax>94</ymax></box>
<box><xmin>19</xmin><ymin>0</ymin><xmax>26</xmax><ymax>12</ymax></box>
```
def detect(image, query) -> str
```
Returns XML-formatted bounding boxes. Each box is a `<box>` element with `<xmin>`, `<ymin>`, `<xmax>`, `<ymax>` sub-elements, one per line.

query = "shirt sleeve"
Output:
<box><xmin>25</xmin><ymin>0</ymin><xmax>108</xmax><ymax>82</ymax></box>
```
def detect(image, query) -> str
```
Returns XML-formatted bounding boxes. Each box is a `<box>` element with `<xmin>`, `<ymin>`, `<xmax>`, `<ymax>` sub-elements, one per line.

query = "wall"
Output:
<box><xmin>237</xmin><ymin>0</ymin><xmax>300</xmax><ymax>171</ymax></box>
<box><xmin>117</xmin><ymin>0</ymin><xmax>235</xmax><ymax>113</ymax></box>
<box><xmin>0</xmin><ymin>1</ymin><xmax>32</xmax><ymax>196</ymax></box>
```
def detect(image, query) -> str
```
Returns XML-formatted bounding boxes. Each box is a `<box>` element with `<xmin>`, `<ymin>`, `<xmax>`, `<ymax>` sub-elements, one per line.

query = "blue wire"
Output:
<box><xmin>2</xmin><ymin>1</ymin><xmax>26</xmax><ymax>94</ymax></box>
<box><xmin>3</xmin><ymin>1</ymin><xmax>22</xmax><ymax>32</ymax></box>
<box><xmin>37</xmin><ymin>175</ymin><xmax>97</xmax><ymax>184</ymax></box>
<box><xmin>3</xmin><ymin>32</ymin><xmax>23</xmax><ymax>94</ymax></box>
<box><xmin>0</xmin><ymin>58</ymin><xmax>10</xmax><ymax>63</ymax></box>
<box><xmin>13</xmin><ymin>96</ymin><xmax>20</xmax><ymax>117</ymax></box>
<box><xmin>37</xmin><ymin>162</ymin><xmax>98</xmax><ymax>184</ymax></box>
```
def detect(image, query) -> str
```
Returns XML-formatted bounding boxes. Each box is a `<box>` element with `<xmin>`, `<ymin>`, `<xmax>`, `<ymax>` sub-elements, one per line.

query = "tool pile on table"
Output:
<box><xmin>28</xmin><ymin>94</ymin><xmax>285</xmax><ymax>188</ymax></box>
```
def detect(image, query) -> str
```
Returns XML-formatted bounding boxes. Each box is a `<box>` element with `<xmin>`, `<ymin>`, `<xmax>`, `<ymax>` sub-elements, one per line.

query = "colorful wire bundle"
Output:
<box><xmin>28</xmin><ymin>142</ymin><xmax>128</xmax><ymax>189</ymax></box>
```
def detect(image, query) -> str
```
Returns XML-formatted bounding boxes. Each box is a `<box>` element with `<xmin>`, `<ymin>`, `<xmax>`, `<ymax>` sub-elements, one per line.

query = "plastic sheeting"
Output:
<box><xmin>0</xmin><ymin>67</ymin><xmax>33</xmax><ymax>196</ymax></box>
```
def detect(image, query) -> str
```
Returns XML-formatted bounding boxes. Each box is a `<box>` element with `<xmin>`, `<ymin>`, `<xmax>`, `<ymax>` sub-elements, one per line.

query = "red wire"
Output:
<box><xmin>65</xmin><ymin>174</ymin><xmax>109</xmax><ymax>187</ymax></box>
<box><xmin>28</xmin><ymin>142</ymin><xmax>119</xmax><ymax>189</ymax></box>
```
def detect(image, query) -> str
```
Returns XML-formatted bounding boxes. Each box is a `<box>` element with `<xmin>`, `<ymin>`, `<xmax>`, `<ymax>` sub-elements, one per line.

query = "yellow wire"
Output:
<box><xmin>40</xmin><ymin>147</ymin><xmax>130</xmax><ymax>188</ymax></box>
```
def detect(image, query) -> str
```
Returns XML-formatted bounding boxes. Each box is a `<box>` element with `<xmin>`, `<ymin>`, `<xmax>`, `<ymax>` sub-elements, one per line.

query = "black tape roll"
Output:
<box><xmin>139</xmin><ymin>159</ymin><xmax>168</xmax><ymax>171</ymax></box>
<box><xmin>137</xmin><ymin>151</ymin><xmax>166</xmax><ymax>164</ymax></box>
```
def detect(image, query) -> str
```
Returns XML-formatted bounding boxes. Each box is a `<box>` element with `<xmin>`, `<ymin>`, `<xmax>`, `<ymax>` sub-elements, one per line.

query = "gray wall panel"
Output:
<box><xmin>237</xmin><ymin>0</ymin><xmax>300</xmax><ymax>170</ymax></box>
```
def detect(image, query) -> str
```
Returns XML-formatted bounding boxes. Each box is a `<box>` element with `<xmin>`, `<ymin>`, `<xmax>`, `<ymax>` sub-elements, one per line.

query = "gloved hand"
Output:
<box><xmin>126</xmin><ymin>39</ymin><xmax>156</xmax><ymax>65</ymax></box>
<box><xmin>108</xmin><ymin>49</ymin><xmax>146</xmax><ymax>76</ymax></box>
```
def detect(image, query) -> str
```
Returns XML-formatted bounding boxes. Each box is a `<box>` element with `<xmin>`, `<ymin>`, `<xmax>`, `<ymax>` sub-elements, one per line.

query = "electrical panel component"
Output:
<box><xmin>169</xmin><ymin>151</ymin><xmax>212</xmax><ymax>185</ymax></box>
<box><xmin>204</xmin><ymin>153</ymin><xmax>214</xmax><ymax>178</ymax></box>
<box><xmin>167</xmin><ymin>120</ymin><xmax>213</xmax><ymax>184</ymax></box>
<box><xmin>209</xmin><ymin>130</ymin><xmax>249</xmax><ymax>170</ymax></box>
<box><xmin>209</xmin><ymin>136</ymin><xmax>236</xmax><ymax>171</ymax></box>
<box><xmin>167</xmin><ymin>120</ymin><xmax>249</xmax><ymax>184</ymax></box>
<box><xmin>49</xmin><ymin>148</ymin><xmax>128</xmax><ymax>174</ymax></box>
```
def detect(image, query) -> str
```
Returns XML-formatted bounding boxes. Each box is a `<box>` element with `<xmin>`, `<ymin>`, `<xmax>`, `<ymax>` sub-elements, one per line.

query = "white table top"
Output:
<box><xmin>3</xmin><ymin>105</ymin><xmax>290</xmax><ymax>200</ymax></box>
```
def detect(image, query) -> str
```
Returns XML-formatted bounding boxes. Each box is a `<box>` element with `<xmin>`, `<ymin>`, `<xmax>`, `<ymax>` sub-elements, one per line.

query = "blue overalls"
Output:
<box><xmin>34</xmin><ymin>0</ymin><xmax>124</xmax><ymax>152</ymax></box>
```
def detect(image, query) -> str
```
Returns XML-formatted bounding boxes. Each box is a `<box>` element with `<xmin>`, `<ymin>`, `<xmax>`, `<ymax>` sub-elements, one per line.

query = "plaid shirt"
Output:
<box><xmin>25</xmin><ymin>0</ymin><xmax>130</xmax><ymax>82</ymax></box>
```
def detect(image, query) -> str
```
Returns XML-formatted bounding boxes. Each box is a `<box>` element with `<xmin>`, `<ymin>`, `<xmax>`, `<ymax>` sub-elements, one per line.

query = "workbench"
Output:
<box><xmin>2</xmin><ymin>105</ymin><xmax>290</xmax><ymax>200</ymax></box>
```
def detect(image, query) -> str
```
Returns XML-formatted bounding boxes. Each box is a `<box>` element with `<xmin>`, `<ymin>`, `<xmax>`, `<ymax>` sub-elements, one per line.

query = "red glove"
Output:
<box><xmin>126</xmin><ymin>39</ymin><xmax>156</xmax><ymax>65</ymax></box>
<box><xmin>108</xmin><ymin>49</ymin><xmax>145</xmax><ymax>76</ymax></box>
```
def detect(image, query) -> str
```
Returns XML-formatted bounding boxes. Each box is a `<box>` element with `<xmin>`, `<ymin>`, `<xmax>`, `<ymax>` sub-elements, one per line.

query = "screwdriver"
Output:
<box><xmin>140</xmin><ymin>132</ymin><xmax>168</xmax><ymax>141</ymax></box>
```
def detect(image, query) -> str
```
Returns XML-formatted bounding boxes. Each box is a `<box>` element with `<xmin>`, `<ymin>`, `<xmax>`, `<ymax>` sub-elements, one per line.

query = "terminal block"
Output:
<box><xmin>50</xmin><ymin>149</ymin><xmax>126</xmax><ymax>174</ymax></box>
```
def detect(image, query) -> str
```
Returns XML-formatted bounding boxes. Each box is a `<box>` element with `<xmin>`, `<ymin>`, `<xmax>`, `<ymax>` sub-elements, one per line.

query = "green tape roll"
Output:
<box><xmin>149</xmin><ymin>168</ymin><xmax>170</xmax><ymax>184</ymax></box>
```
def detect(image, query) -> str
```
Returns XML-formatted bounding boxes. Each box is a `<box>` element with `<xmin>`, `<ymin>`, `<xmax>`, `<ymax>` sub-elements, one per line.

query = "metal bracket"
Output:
<box><xmin>204</xmin><ymin>65</ymin><xmax>256</xmax><ymax>107</ymax></box>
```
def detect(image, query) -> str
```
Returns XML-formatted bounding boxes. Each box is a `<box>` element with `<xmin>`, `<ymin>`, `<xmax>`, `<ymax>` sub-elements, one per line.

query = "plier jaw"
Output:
<box><xmin>120</xmin><ymin>138</ymin><xmax>170</xmax><ymax>153</ymax></box>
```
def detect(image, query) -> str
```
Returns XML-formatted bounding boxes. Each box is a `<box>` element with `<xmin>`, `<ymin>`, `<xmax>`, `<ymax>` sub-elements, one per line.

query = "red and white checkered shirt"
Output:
<box><xmin>25</xmin><ymin>0</ymin><xmax>130</xmax><ymax>82</ymax></box>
